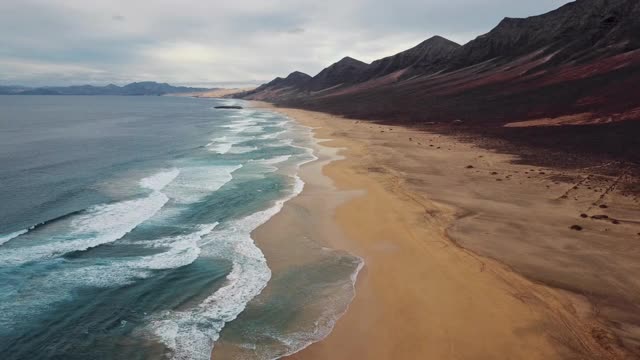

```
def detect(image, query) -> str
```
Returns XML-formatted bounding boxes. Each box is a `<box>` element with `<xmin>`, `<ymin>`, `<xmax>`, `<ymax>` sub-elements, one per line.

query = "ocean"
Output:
<box><xmin>0</xmin><ymin>96</ymin><xmax>362</xmax><ymax>359</ymax></box>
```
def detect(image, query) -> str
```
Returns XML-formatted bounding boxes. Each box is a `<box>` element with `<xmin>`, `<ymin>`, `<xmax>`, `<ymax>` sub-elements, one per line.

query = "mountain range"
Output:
<box><xmin>0</xmin><ymin>82</ymin><xmax>211</xmax><ymax>96</ymax></box>
<box><xmin>237</xmin><ymin>0</ymin><xmax>640</xmax><ymax>165</ymax></box>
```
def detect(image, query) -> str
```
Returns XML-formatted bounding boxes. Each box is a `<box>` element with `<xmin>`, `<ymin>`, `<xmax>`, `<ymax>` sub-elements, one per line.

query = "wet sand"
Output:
<box><xmin>212</xmin><ymin>101</ymin><xmax>640</xmax><ymax>359</ymax></box>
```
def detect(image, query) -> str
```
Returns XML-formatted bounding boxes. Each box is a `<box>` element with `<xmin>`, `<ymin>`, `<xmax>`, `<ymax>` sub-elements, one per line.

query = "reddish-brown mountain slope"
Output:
<box><xmin>237</xmin><ymin>0</ymin><xmax>640</xmax><ymax>165</ymax></box>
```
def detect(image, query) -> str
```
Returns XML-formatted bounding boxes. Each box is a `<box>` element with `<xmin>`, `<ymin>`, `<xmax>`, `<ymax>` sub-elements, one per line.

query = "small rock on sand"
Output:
<box><xmin>570</xmin><ymin>225</ymin><xmax>583</xmax><ymax>231</ymax></box>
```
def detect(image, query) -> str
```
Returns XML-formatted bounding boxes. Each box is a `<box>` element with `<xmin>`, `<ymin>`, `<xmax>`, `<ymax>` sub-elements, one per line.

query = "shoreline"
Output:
<box><xmin>245</xmin><ymin>103</ymin><xmax>638</xmax><ymax>359</ymax></box>
<box><xmin>210</xmin><ymin>103</ymin><xmax>365</xmax><ymax>359</ymax></box>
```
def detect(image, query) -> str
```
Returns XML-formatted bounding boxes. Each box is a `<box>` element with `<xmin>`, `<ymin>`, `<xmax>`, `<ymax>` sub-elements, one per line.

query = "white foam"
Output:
<box><xmin>66</xmin><ymin>225</ymin><xmax>219</xmax><ymax>286</ymax></box>
<box><xmin>139</xmin><ymin>114</ymin><xmax>318</xmax><ymax>359</ymax></box>
<box><xmin>210</xmin><ymin>143</ymin><xmax>233</xmax><ymax>155</ymax></box>
<box><xmin>207</xmin><ymin>133</ymin><xmax>258</xmax><ymax>155</ymax></box>
<box><xmin>256</xmin><ymin>155</ymin><xmax>291</xmax><ymax>166</ymax></box>
<box><xmin>0</xmin><ymin>222</ymin><xmax>221</xmax><ymax>327</ymax></box>
<box><xmin>223</xmin><ymin>119</ymin><xmax>265</xmax><ymax>135</ymax></box>
<box><xmin>207</xmin><ymin>136</ymin><xmax>234</xmax><ymax>154</ymax></box>
<box><xmin>274</xmin><ymin>120</ymin><xmax>291</xmax><ymax>127</ymax></box>
<box><xmin>127</xmin><ymin>223</ymin><xmax>218</xmax><ymax>271</ymax></box>
<box><xmin>0</xmin><ymin>229</ymin><xmax>28</xmax><ymax>246</ymax></box>
<box><xmin>224</xmin><ymin>119</ymin><xmax>255</xmax><ymax>128</ymax></box>
<box><xmin>140</xmin><ymin>168</ymin><xmax>181</xmax><ymax>191</ymax></box>
<box><xmin>243</xmin><ymin>125</ymin><xmax>264</xmax><ymax>134</ymax></box>
<box><xmin>147</xmin><ymin>175</ymin><xmax>306</xmax><ymax>360</ymax></box>
<box><xmin>227</xmin><ymin>146</ymin><xmax>257</xmax><ymax>154</ymax></box>
<box><xmin>0</xmin><ymin>169</ymin><xmax>179</xmax><ymax>266</ymax></box>
<box><xmin>259</xmin><ymin>130</ymin><xmax>286</xmax><ymax>139</ymax></box>
<box><xmin>271</xmin><ymin>138</ymin><xmax>294</xmax><ymax>147</ymax></box>
<box><xmin>163</xmin><ymin>165</ymin><xmax>241</xmax><ymax>204</ymax></box>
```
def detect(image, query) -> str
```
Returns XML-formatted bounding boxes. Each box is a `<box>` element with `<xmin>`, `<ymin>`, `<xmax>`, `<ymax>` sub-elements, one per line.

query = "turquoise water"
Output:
<box><xmin>0</xmin><ymin>96</ymin><xmax>361</xmax><ymax>359</ymax></box>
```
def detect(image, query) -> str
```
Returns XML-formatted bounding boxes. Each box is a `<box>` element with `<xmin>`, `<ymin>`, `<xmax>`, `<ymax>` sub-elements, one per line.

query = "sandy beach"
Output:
<box><xmin>238</xmin><ymin>104</ymin><xmax>640</xmax><ymax>359</ymax></box>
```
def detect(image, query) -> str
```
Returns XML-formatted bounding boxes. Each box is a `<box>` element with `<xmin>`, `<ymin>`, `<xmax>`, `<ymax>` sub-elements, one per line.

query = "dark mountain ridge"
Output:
<box><xmin>360</xmin><ymin>36</ymin><xmax>461</xmax><ymax>81</ymax></box>
<box><xmin>239</xmin><ymin>37</ymin><xmax>463</xmax><ymax>100</ymax></box>
<box><xmin>238</xmin><ymin>0</ymin><xmax>640</xmax><ymax>133</ymax></box>
<box><xmin>238</xmin><ymin>71</ymin><xmax>311</xmax><ymax>101</ymax></box>
<box><xmin>450</xmin><ymin>0</ymin><xmax>640</xmax><ymax>69</ymax></box>
<box><xmin>307</xmin><ymin>56</ymin><xmax>369</xmax><ymax>91</ymax></box>
<box><xmin>254</xmin><ymin>71</ymin><xmax>311</xmax><ymax>92</ymax></box>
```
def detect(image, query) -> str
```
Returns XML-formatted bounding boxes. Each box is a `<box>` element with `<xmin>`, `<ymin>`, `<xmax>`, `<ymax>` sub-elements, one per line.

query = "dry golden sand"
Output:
<box><xmin>210</xmin><ymin>101</ymin><xmax>640</xmax><ymax>359</ymax></box>
<box><xmin>252</xmin><ymin>106</ymin><xmax>639</xmax><ymax>360</ymax></box>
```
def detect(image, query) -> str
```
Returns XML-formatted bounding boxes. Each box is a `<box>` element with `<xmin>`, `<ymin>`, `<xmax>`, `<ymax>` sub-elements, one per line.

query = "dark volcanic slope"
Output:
<box><xmin>260</xmin><ymin>71</ymin><xmax>312</xmax><ymax>90</ymax></box>
<box><xmin>451</xmin><ymin>0</ymin><xmax>640</xmax><ymax>69</ymax></box>
<box><xmin>307</xmin><ymin>56</ymin><xmax>369</xmax><ymax>91</ymax></box>
<box><xmin>239</xmin><ymin>0</ymin><xmax>640</xmax><ymax>167</ymax></box>
<box><xmin>360</xmin><ymin>36</ymin><xmax>461</xmax><ymax>80</ymax></box>
<box><xmin>240</xmin><ymin>71</ymin><xmax>311</xmax><ymax>101</ymax></box>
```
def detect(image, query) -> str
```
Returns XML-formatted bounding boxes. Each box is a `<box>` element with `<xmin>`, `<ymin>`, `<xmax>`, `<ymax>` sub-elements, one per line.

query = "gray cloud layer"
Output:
<box><xmin>0</xmin><ymin>0</ymin><xmax>571</xmax><ymax>87</ymax></box>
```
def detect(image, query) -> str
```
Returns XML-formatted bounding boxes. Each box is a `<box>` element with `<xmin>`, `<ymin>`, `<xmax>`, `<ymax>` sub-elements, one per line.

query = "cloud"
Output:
<box><xmin>0</xmin><ymin>57</ymin><xmax>110</xmax><ymax>85</ymax></box>
<box><xmin>286</xmin><ymin>27</ymin><xmax>305</xmax><ymax>34</ymax></box>
<box><xmin>0</xmin><ymin>0</ymin><xmax>573</xmax><ymax>86</ymax></box>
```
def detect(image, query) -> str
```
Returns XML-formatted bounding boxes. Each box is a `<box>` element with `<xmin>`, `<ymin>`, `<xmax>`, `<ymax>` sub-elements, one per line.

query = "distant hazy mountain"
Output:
<box><xmin>0</xmin><ymin>86</ymin><xmax>32</xmax><ymax>95</ymax></box>
<box><xmin>2</xmin><ymin>82</ymin><xmax>211</xmax><ymax>96</ymax></box>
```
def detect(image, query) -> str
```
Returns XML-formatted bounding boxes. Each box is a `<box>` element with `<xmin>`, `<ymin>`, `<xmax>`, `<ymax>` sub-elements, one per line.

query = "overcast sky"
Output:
<box><xmin>0</xmin><ymin>0</ymin><xmax>572</xmax><ymax>87</ymax></box>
